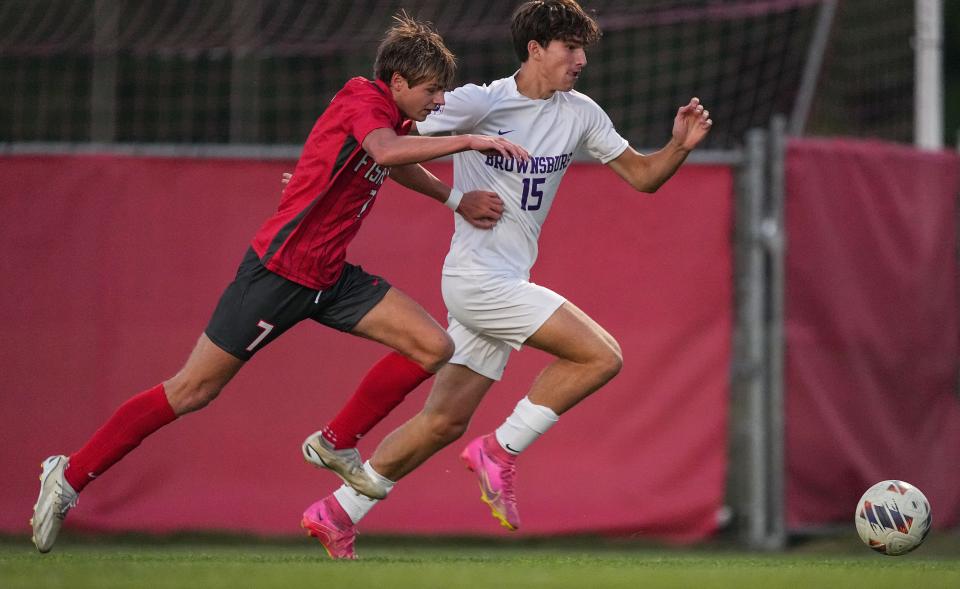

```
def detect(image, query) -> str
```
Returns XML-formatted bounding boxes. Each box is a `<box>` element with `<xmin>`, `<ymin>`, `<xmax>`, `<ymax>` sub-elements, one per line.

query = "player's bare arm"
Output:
<box><xmin>389</xmin><ymin>164</ymin><xmax>504</xmax><ymax>230</ymax></box>
<box><xmin>606</xmin><ymin>97</ymin><xmax>713</xmax><ymax>193</ymax></box>
<box><xmin>281</xmin><ymin>168</ymin><xmax>503</xmax><ymax>229</ymax></box>
<box><xmin>361</xmin><ymin>128</ymin><xmax>529</xmax><ymax>167</ymax></box>
<box><xmin>366</xmin><ymin>71</ymin><xmax>529</xmax><ymax>166</ymax></box>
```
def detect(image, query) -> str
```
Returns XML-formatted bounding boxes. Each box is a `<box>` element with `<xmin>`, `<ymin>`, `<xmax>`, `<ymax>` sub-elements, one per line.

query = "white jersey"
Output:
<box><xmin>418</xmin><ymin>74</ymin><xmax>628</xmax><ymax>279</ymax></box>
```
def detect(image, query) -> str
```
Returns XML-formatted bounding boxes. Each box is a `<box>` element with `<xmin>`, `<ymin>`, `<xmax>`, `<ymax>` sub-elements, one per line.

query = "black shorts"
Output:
<box><xmin>205</xmin><ymin>248</ymin><xmax>391</xmax><ymax>360</ymax></box>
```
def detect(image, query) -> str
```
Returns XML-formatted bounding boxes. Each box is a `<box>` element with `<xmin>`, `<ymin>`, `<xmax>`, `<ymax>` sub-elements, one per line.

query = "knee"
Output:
<box><xmin>163</xmin><ymin>374</ymin><xmax>224</xmax><ymax>415</ymax></box>
<box><xmin>413</xmin><ymin>331</ymin><xmax>455</xmax><ymax>374</ymax></box>
<box><xmin>594</xmin><ymin>340</ymin><xmax>623</xmax><ymax>383</ymax></box>
<box><xmin>421</xmin><ymin>409</ymin><xmax>469</xmax><ymax>447</ymax></box>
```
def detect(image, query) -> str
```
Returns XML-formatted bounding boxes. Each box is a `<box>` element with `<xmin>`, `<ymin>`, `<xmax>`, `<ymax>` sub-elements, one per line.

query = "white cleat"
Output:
<box><xmin>30</xmin><ymin>455</ymin><xmax>78</xmax><ymax>553</ymax></box>
<box><xmin>301</xmin><ymin>431</ymin><xmax>387</xmax><ymax>500</ymax></box>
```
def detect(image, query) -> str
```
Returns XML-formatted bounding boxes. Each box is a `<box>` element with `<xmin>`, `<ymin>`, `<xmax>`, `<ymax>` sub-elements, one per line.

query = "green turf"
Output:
<box><xmin>2</xmin><ymin>533</ymin><xmax>959</xmax><ymax>589</ymax></box>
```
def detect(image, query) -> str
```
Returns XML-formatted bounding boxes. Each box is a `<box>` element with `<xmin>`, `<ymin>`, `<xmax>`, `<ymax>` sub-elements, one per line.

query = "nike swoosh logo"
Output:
<box><xmin>497</xmin><ymin>129</ymin><xmax>514</xmax><ymax>135</ymax></box>
<box><xmin>304</xmin><ymin>444</ymin><xmax>330</xmax><ymax>468</ymax></box>
<box><xmin>504</xmin><ymin>443</ymin><xmax>519</xmax><ymax>453</ymax></box>
<box><xmin>479</xmin><ymin>474</ymin><xmax>501</xmax><ymax>504</ymax></box>
<box><xmin>476</xmin><ymin>454</ymin><xmax>501</xmax><ymax>503</ymax></box>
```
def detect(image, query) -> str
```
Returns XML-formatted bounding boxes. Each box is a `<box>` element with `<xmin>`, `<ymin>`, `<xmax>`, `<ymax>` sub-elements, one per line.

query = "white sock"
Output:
<box><xmin>332</xmin><ymin>461</ymin><xmax>395</xmax><ymax>524</ymax></box>
<box><xmin>494</xmin><ymin>396</ymin><xmax>559</xmax><ymax>455</ymax></box>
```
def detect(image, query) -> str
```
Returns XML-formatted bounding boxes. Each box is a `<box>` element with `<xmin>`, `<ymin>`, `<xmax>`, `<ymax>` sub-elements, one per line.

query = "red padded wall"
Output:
<box><xmin>784</xmin><ymin>139</ymin><xmax>960</xmax><ymax>529</ymax></box>
<box><xmin>0</xmin><ymin>154</ymin><xmax>732</xmax><ymax>539</ymax></box>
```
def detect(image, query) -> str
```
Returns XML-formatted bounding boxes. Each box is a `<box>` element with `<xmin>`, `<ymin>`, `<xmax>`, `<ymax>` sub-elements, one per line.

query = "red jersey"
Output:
<box><xmin>251</xmin><ymin>77</ymin><xmax>411</xmax><ymax>289</ymax></box>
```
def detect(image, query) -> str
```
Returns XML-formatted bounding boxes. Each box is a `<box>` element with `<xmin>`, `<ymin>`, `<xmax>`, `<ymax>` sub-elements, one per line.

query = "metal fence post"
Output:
<box><xmin>731</xmin><ymin>128</ymin><xmax>770</xmax><ymax>549</ymax></box>
<box><xmin>763</xmin><ymin>115</ymin><xmax>788</xmax><ymax>550</ymax></box>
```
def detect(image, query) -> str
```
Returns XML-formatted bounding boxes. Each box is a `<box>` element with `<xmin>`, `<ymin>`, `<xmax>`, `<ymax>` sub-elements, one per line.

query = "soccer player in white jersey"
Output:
<box><xmin>301</xmin><ymin>0</ymin><xmax>712</xmax><ymax>558</ymax></box>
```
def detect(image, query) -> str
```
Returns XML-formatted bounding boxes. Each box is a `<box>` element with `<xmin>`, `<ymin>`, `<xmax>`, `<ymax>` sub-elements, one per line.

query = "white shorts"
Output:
<box><xmin>441</xmin><ymin>273</ymin><xmax>566</xmax><ymax>381</ymax></box>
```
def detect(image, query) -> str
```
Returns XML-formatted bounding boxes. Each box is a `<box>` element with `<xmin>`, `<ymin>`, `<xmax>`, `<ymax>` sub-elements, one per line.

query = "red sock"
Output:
<box><xmin>323</xmin><ymin>352</ymin><xmax>433</xmax><ymax>449</ymax></box>
<box><xmin>65</xmin><ymin>383</ymin><xmax>177</xmax><ymax>492</ymax></box>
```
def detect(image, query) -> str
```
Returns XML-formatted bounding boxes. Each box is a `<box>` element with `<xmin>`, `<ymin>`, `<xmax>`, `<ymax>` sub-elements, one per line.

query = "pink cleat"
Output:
<box><xmin>460</xmin><ymin>434</ymin><xmax>520</xmax><ymax>531</ymax></box>
<box><xmin>301</xmin><ymin>495</ymin><xmax>358</xmax><ymax>560</ymax></box>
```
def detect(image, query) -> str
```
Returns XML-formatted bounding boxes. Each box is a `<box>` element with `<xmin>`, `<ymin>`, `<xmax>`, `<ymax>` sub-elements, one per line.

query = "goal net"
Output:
<box><xmin>0</xmin><ymin>0</ymin><xmax>915</xmax><ymax>149</ymax></box>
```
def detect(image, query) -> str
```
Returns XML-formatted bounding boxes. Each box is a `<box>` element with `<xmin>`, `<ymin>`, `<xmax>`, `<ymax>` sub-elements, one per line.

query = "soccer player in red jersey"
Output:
<box><xmin>29</xmin><ymin>13</ymin><xmax>528</xmax><ymax>554</ymax></box>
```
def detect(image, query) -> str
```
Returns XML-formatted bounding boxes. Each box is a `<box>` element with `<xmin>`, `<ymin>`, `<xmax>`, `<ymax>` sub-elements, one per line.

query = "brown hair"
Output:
<box><xmin>511</xmin><ymin>0</ymin><xmax>601</xmax><ymax>62</ymax></box>
<box><xmin>374</xmin><ymin>11</ymin><xmax>456</xmax><ymax>89</ymax></box>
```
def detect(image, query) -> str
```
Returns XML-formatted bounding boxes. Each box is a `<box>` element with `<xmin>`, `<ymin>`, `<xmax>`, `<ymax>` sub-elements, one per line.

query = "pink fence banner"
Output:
<box><xmin>0</xmin><ymin>154</ymin><xmax>732</xmax><ymax>539</ymax></box>
<box><xmin>784</xmin><ymin>139</ymin><xmax>960</xmax><ymax>529</ymax></box>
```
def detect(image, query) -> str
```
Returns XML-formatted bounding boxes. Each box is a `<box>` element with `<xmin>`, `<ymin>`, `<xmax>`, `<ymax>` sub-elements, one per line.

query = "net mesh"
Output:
<box><xmin>805</xmin><ymin>0</ymin><xmax>914</xmax><ymax>143</ymax></box>
<box><xmin>0</xmin><ymin>0</ymin><xmax>915</xmax><ymax>148</ymax></box>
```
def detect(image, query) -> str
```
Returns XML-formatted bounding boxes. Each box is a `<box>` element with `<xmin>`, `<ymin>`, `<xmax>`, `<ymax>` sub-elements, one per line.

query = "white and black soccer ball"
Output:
<box><xmin>855</xmin><ymin>480</ymin><xmax>932</xmax><ymax>556</ymax></box>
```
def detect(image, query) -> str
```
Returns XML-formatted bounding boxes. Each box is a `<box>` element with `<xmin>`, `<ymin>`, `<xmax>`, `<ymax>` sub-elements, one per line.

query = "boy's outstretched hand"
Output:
<box><xmin>279</xmin><ymin>172</ymin><xmax>504</xmax><ymax>230</ymax></box>
<box><xmin>672</xmin><ymin>97</ymin><xmax>713</xmax><ymax>151</ymax></box>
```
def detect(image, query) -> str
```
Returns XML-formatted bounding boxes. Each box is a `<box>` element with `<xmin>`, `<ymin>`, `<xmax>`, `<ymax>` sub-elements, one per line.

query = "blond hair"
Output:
<box><xmin>374</xmin><ymin>11</ymin><xmax>456</xmax><ymax>89</ymax></box>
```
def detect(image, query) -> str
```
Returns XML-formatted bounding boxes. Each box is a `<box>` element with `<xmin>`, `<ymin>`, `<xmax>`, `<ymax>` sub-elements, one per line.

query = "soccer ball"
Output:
<box><xmin>855</xmin><ymin>480</ymin><xmax>932</xmax><ymax>556</ymax></box>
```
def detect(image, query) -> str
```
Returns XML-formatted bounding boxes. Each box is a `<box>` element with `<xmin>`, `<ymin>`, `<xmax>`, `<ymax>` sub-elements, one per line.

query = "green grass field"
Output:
<box><xmin>2</xmin><ymin>532</ymin><xmax>959</xmax><ymax>589</ymax></box>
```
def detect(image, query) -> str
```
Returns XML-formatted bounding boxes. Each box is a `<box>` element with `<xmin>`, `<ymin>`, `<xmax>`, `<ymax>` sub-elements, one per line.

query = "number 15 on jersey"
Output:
<box><xmin>521</xmin><ymin>177</ymin><xmax>545</xmax><ymax>211</ymax></box>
